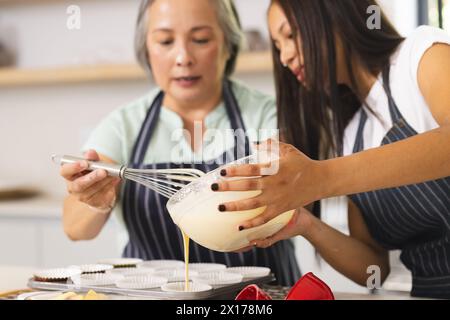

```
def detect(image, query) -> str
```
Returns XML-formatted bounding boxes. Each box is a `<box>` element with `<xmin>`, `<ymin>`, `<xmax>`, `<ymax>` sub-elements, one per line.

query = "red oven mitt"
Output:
<box><xmin>235</xmin><ymin>272</ymin><xmax>335</xmax><ymax>300</ymax></box>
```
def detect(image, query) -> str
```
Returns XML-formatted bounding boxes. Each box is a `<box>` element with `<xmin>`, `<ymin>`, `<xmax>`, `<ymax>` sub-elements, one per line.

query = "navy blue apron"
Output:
<box><xmin>121</xmin><ymin>81</ymin><xmax>301</xmax><ymax>286</ymax></box>
<box><xmin>349</xmin><ymin>66</ymin><xmax>450</xmax><ymax>299</ymax></box>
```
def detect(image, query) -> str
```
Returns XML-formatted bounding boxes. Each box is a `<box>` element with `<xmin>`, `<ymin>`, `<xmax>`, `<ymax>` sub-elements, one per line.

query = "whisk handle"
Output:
<box><xmin>52</xmin><ymin>155</ymin><xmax>124</xmax><ymax>177</ymax></box>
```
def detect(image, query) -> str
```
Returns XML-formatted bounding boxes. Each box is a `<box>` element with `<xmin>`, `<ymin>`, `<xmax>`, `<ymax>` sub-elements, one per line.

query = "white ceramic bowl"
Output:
<box><xmin>166</xmin><ymin>152</ymin><xmax>294</xmax><ymax>252</ymax></box>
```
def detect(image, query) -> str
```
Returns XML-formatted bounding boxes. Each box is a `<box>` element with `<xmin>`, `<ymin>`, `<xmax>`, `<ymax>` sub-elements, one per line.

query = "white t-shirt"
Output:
<box><xmin>322</xmin><ymin>26</ymin><xmax>450</xmax><ymax>234</ymax></box>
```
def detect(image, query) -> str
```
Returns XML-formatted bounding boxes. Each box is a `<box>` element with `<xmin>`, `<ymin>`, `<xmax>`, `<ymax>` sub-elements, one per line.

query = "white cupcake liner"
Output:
<box><xmin>115</xmin><ymin>275</ymin><xmax>168</xmax><ymax>289</ymax></box>
<box><xmin>226</xmin><ymin>266</ymin><xmax>271</xmax><ymax>278</ymax></box>
<box><xmin>106</xmin><ymin>267</ymin><xmax>154</xmax><ymax>277</ymax></box>
<box><xmin>192</xmin><ymin>271</ymin><xmax>243</xmax><ymax>286</ymax></box>
<box><xmin>69</xmin><ymin>264</ymin><xmax>114</xmax><ymax>274</ymax></box>
<box><xmin>152</xmin><ymin>269</ymin><xmax>198</xmax><ymax>282</ymax></box>
<box><xmin>188</xmin><ymin>263</ymin><xmax>227</xmax><ymax>273</ymax></box>
<box><xmin>72</xmin><ymin>273</ymin><xmax>124</xmax><ymax>286</ymax></box>
<box><xmin>161</xmin><ymin>282</ymin><xmax>212</xmax><ymax>293</ymax></box>
<box><xmin>138</xmin><ymin>260</ymin><xmax>185</xmax><ymax>270</ymax></box>
<box><xmin>97</xmin><ymin>258</ymin><xmax>143</xmax><ymax>268</ymax></box>
<box><xmin>33</xmin><ymin>268</ymin><xmax>81</xmax><ymax>282</ymax></box>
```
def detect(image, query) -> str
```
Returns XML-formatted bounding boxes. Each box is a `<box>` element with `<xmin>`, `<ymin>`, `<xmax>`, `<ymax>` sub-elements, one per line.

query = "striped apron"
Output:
<box><xmin>121</xmin><ymin>81</ymin><xmax>301</xmax><ymax>286</ymax></box>
<box><xmin>349</xmin><ymin>66</ymin><xmax>450</xmax><ymax>299</ymax></box>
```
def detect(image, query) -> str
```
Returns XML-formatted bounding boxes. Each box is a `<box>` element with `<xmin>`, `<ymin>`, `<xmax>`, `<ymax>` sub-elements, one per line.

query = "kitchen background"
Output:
<box><xmin>0</xmin><ymin>0</ymin><xmax>448</xmax><ymax>293</ymax></box>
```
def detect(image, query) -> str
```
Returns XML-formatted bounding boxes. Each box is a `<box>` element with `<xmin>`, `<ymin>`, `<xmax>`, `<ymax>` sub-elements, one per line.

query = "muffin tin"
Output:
<box><xmin>28</xmin><ymin>261</ymin><xmax>275</xmax><ymax>300</ymax></box>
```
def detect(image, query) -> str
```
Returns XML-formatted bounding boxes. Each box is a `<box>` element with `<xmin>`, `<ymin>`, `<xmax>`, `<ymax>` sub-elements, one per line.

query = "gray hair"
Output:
<box><xmin>135</xmin><ymin>0</ymin><xmax>243</xmax><ymax>78</ymax></box>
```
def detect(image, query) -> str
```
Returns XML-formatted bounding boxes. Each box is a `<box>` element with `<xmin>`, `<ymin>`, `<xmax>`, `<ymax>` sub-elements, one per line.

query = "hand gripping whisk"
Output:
<box><xmin>52</xmin><ymin>155</ymin><xmax>205</xmax><ymax>199</ymax></box>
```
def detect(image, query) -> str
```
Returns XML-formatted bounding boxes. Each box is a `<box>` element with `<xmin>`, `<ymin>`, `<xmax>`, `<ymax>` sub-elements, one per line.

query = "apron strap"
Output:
<box><xmin>353</xmin><ymin>65</ymin><xmax>406</xmax><ymax>153</ymax></box>
<box><xmin>222</xmin><ymin>80</ymin><xmax>251</xmax><ymax>160</ymax></box>
<box><xmin>130</xmin><ymin>91</ymin><xmax>164</xmax><ymax>164</ymax></box>
<box><xmin>381</xmin><ymin>65</ymin><xmax>404</xmax><ymax>124</ymax></box>
<box><xmin>352</xmin><ymin>109</ymin><xmax>368</xmax><ymax>154</ymax></box>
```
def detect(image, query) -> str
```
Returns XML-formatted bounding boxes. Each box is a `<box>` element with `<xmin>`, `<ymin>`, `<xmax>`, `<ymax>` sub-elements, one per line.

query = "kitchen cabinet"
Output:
<box><xmin>0</xmin><ymin>197</ymin><xmax>121</xmax><ymax>268</ymax></box>
<box><xmin>0</xmin><ymin>221</ymin><xmax>39</xmax><ymax>266</ymax></box>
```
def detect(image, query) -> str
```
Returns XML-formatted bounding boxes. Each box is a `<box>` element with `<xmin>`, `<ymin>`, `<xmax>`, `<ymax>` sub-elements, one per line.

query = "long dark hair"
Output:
<box><xmin>271</xmin><ymin>0</ymin><xmax>405</xmax><ymax>159</ymax></box>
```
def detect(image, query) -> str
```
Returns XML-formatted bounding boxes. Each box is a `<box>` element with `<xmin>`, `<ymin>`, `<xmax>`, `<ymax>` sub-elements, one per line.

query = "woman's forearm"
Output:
<box><xmin>324</xmin><ymin>125</ymin><xmax>450</xmax><ymax>199</ymax></box>
<box><xmin>63</xmin><ymin>195</ymin><xmax>110</xmax><ymax>241</ymax></box>
<box><xmin>304</xmin><ymin>216</ymin><xmax>390</xmax><ymax>286</ymax></box>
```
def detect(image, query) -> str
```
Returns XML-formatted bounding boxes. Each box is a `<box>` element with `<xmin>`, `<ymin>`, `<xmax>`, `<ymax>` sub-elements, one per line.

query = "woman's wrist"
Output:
<box><xmin>86</xmin><ymin>198</ymin><xmax>116</xmax><ymax>215</ymax></box>
<box><xmin>292</xmin><ymin>208</ymin><xmax>319</xmax><ymax>240</ymax></box>
<box><xmin>299</xmin><ymin>211</ymin><xmax>319</xmax><ymax>240</ymax></box>
<box><xmin>319</xmin><ymin>158</ymin><xmax>343</xmax><ymax>199</ymax></box>
<box><xmin>304</xmin><ymin>159</ymin><xmax>337</xmax><ymax>203</ymax></box>
<box><xmin>87</xmin><ymin>205</ymin><xmax>113</xmax><ymax>215</ymax></box>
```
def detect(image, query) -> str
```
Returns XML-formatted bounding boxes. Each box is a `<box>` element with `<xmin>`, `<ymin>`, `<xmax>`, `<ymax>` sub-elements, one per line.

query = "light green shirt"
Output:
<box><xmin>83</xmin><ymin>79</ymin><xmax>276</xmax><ymax>164</ymax></box>
<box><xmin>82</xmin><ymin>79</ymin><xmax>277</xmax><ymax>250</ymax></box>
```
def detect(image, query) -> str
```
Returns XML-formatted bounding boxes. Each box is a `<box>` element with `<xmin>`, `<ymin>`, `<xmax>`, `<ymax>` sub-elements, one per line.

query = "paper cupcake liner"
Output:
<box><xmin>226</xmin><ymin>266</ymin><xmax>271</xmax><ymax>278</ymax></box>
<box><xmin>139</xmin><ymin>260</ymin><xmax>185</xmax><ymax>270</ymax></box>
<box><xmin>115</xmin><ymin>275</ymin><xmax>168</xmax><ymax>290</ymax></box>
<box><xmin>97</xmin><ymin>258</ymin><xmax>143</xmax><ymax>268</ymax></box>
<box><xmin>192</xmin><ymin>271</ymin><xmax>243</xmax><ymax>286</ymax></box>
<box><xmin>71</xmin><ymin>273</ymin><xmax>124</xmax><ymax>286</ymax></box>
<box><xmin>106</xmin><ymin>267</ymin><xmax>154</xmax><ymax>277</ymax></box>
<box><xmin>188</xmin><ymin>263</ymin><xmax>227</xmax><ymax>273</ymax></box>
<box><xmin>161</xmin><ymin>282</ymin><xmax>212</xmax><ymax>293</ymax></box>
<box><xmin>69</xmin><ymin>264</ymin><xmax>114</xmax><ymax>274</ymax></box>
<box><xmin>33</xmin><ymin>268</ymin><xmax>81</xmax><ymax>282</ymax></box>
<box><xmin>153</xmin><ymin>269</ymin><xmax>198</xmax><ymax>282</ymax></box>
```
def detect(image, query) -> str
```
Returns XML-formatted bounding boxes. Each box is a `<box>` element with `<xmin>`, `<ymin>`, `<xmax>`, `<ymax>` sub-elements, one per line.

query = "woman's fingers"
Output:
<box><xmin>239</xmin><ymin>209</ymin><xmax>278</xmax><ymax>230</ymax></box>
<box><xmin>253</xmin><ymin>236</ymin><xmax>278</xmax><ymax>249</ymax></box>
<box><xmin>219</xmin><ymin>197</ymin><xmax>286</xmax><ymax>231</ymax></box>
<box><xmin>60</xmin><ymin>160</ymin><xmax>89</xmax><ymax>181</ymax></box>
<box><xmin>218</xmin><ymin>195</ymin><xmax>265</xmax><ymax>212</ymax></box>
<box><xmin>254</xmin><ymin>139</ymin><xmax>291</xmax><ymax>155</ymax></box>
<box><xmin>233</xmin><ymin>244</ymin><xmax>255</xmax><ymax>253</ymax></box>
<box><xmin>82</xmin><ymin>177</ymin><xmax>120</xmax><ymax>207</ymax></box>
<box><xmin>60</xmin><ymin>150</ymin><xmax>99</xmax><ymax>181</ymax></box>
<box><xmin>80</xmin><ymin>176</ymin><xmax>119</xmax><ymax>203</ymax></box>
<box><xmin>254</xmin><ymin>138</ymin><xmax>276</xmax><ymax>150</ymax></box>
<box><xmin>221</xmin><ymin>141</ymin><xmax>286</xmax><ymax>179</ymax></box>
<box><xmin>83</xmin><ymin>149</ymin><xmax>100</xmax><ymax>161</ymax></box>
<box><xmin>239</xmin><ymin>206</ymin><xmax>286</xmax><ymax>231</ymax></box>
<box><xmin>221</xmin><ymin>164</ymin><xmax>263</xmax><ymax>178</ymax></box>
<box><xmin>252</xmin><ymin>226</ymin><xmax>287</xmax><ymax>249</ymax></box>
<box><xmin>67</xmin><ymin>169</ymin><xmax>108</xmax><ymax>194</ymax></box>
<box><xmin>212</xmin><ymin>178</ymin><xmax>263</xmax><ymax>192</ymax></box>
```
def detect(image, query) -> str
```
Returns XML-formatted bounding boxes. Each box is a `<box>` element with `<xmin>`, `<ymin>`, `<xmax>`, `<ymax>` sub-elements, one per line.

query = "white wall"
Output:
<box><xmin>378</xmin><ymin>0</ymin><xmax>419</xmax><ymax>36</ymax></box>
<box><xmin>0</xmin><ymin>0</ymin><xmax>137</xmax><ymax>68</ymax></box>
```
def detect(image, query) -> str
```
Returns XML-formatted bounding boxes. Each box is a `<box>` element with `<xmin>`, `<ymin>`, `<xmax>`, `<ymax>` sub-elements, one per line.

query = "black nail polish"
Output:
<box><xmin>255</xmin><ymin>141</ymin><xmax>261</xmax><ymax>145</ymax></box>
<box><xmin>220</xmin><ymin>169</ymin><xmax>227</xmax><ymax>177</ymax></box>
<box><xmin>218</xmin><ymin>205</ymin><xmax>226</xmax><ymax>212</ymax></box>
<box><xmin>239</xmin><ymin>226</ymin><xmax>245</xmax><ymax>231</ymax></box>
<box><xmin>211</xmin><ymin>183</ymin><xmax>219</xmax><ymax>191</ymax></box>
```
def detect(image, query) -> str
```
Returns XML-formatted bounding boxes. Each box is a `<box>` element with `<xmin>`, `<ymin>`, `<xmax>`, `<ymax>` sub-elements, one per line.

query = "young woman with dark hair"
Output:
<box><xmin>213</xmin><ymin>0</ymin><xmax>450</xmax><ymax>298</ymax></box>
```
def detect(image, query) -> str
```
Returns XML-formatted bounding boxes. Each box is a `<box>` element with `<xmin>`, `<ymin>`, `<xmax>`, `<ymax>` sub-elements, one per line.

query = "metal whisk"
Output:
<box><xmin>52</xmin><ymin>155</ymin><xmax>205</xmax><ymax>199</ymax></box>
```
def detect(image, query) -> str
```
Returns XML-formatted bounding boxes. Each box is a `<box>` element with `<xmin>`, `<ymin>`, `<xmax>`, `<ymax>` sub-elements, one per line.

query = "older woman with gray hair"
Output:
<box><xmin>59</xmin><ymin>0</ymin><xmax>300</xmax><ymax>286</ymax></box>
